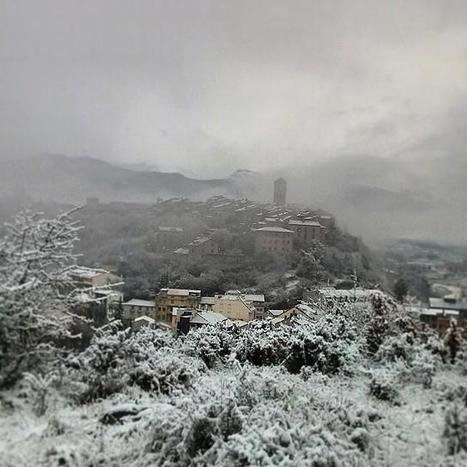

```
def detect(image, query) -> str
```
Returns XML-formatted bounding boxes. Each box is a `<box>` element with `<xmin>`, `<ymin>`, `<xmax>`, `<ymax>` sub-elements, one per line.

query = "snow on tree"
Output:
<box><xmin>0</xmin><ymin>208</ymin><xmax>82</xmax><ymax>388</ymax></box>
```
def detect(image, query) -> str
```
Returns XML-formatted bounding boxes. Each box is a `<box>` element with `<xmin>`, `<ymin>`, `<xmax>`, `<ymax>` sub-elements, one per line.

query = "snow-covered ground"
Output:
<box><xmin>1</xmin><ymin>318</ymin><xmax>467</xmax><ymax>467</ymax></box>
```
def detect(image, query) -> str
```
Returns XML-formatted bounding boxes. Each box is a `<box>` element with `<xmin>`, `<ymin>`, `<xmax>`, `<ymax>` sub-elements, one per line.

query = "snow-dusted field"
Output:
<box><xmin>1</xmin><ymin>320</ymin><xmax>466</xmax><ymax>467</ymax></box>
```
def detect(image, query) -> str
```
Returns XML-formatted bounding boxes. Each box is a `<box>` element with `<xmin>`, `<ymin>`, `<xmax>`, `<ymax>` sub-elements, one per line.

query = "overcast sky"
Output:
<box><xmin>1</xmin><ymin>0</ymin><xmax>466</xmax><ymax>177</ymax></box>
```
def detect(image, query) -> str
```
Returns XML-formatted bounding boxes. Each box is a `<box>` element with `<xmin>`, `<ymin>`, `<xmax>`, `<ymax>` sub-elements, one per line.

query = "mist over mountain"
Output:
<box><xmin>0</xmin><ymin>154</ymin><xmax>234</xmax><ymax>204</ymax></box>
<box><xmin>278</xmin><ymin>148</ymin><xmax>466</xmax><ymax>245</ymax></box>
<box><xmin>0</xmin><ymin>149</ymin><xmax>464</xmax><ymax>245</ymax></box>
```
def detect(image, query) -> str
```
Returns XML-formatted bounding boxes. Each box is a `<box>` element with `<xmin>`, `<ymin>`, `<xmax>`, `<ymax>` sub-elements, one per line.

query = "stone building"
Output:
<box><xmin>122</xmin><ymin>299</ymin><xmax>156</xmax><ymax>325</ymax></box>
<box><xmin>155</xmin><ymin>288</ymin><xmax>201</xmax><ymax>323</ymax></box>
<box><xmin>212</xmin><ymin>294</ymin><xmax>256</xmax><ymax>322</ymax></box>
<box><xmin>254</xmin><ymin>226</ymin><xmax>294</xmax><ymax>255</ymax></box>
<box><xmin>288</xmin><ymin>220</ymin><xmax>326</xmax><ymax>245</ymax></box>
<box><xmin>68</xmin><ymin>266</ymin><xmax>121</xmax><ymax>288</ymax></box>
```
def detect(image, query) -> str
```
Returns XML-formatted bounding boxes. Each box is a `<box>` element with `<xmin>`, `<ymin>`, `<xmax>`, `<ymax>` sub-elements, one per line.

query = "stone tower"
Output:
<box><xmin>273</xmin><ymin>177</ymin><xmax>287</xmax><ymax>206</ymax></box>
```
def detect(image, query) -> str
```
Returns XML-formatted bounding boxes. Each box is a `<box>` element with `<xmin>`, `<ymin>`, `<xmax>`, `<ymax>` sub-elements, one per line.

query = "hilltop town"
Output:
<box><xmin>64</xmin><ymin>178</ymin><xmax>467</xmax><ymax>341</ymax></box>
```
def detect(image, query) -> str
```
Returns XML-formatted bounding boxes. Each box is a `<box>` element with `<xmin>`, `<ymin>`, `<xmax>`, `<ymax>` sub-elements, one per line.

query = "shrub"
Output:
<box><xmin>181</xmin><ymin>325</ymin><xmax>235</xmax><ymax>369</ymax></box>
<box><xmin>232</xmin><ymin>319</ymin><xmax>356</xmax><ymax>375</ymax></box>
<box><xmin>443</xmin><ymin>405</ymin><xmax>467</xmax><ymax>455</ymax></box>
<box><xmin>23</xmin><ymin>371</ymin><xmax>57</xmax><ymax>416</ymax></box>
<box><xmin>66</xmin><ymin>327</ymin><xmax>202</xmax><ymax>401</ymax></box>
<box><xmin>129</xmin><ymin>351</ymin><xmax>204</xmax><ymax>394</ymax></box>
<box><xmin>369</xmin><ymin>369</ymin><xmax>400</xmax><ymax>403</ymax></box>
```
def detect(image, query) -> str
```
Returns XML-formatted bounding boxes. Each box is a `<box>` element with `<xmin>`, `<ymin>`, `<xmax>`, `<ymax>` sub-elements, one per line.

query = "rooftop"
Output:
<box><xmin>160</xmin><ymin>288</ymin><xmax>201</xmax><ymax>297</ymax></box>
<box><xmin>288</xmin><ymin>220</ymin><xmax>323</xmax><ymax>227</ymax></box>
<box><xmin>191</xmin><ymin>311</ymin><xmax>227</xmax><ymax>325</ymax></box>
<box><xmin>224</xmin><ymin>290</ymin><xmax>265</xmax><ymax>303</ymax></box>
<box><xmin>269</xmin><ymin>309</ymin><xmax>285</xmax><ymax>317</ymax></box>
<box><xmin>421</xmin><ymin>308</ymin><xmax>459</xmax><ymax>317</ymax></box>
<box><xmin>134</xmin><ymin>316</ymin><xmax>156</xmax><ymax>323</ymax></box>
<box><xmin>294</xmin><ymin>303</ymin><xmax>318</xmax><ymax>318</ymax></box>
<box><xmin>255</xmin><ymin>227</ymin><xmax>294</xmax><ymax>234</ymax></box>
<box><xmin>123</xmin><ymin>299</ymin><xmax>155</xmax><ymax>307</ymax></box>
<box><xmin>429</xmin><ymin>297</ymin><xmax>467</xmax><ymax>311</ymax></box>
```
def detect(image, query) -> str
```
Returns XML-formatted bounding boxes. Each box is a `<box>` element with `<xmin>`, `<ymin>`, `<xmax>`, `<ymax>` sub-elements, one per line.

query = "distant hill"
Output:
<box><xmin>0</xmin><ymin>154</ymin><xmax>235</xmax><ymax>204</ymax></box>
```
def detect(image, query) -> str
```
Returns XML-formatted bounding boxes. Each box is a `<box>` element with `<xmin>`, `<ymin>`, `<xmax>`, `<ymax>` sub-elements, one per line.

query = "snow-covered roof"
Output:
<box><xmin>269</xmin><ymin>309</ymin><xmax>285</xmax><ymax>317</ymax></box>
<box><xmin>421</xmin><ymin>309</ymin><xmax>459</xmax><ymax>317</ymax></box>
<box><xmin>288</xmin><ymin>220</ymin><xmax>323</xmax><ymax>227</ymax></box>
<box><xmin>224</xmin><ymin>290</ymin><xmax>264</xmax><ymax>303</ymax></box>
<box><xmin>295</xmin><ymin>303</ymin><xmax>317</xmax><ymax>318</ymax></box>
<box><xmin>429</xmin><ymin>297</ymin><xmax>467</xmax><ymax>311</ymax></box>
<box><xmin>134</xmin><ymin>316</ymin><xmax>156</xmax><ymax>323</ymax></box>
<box><xmin>244</xmin><ymin>294</ymin><xmax>265</xmax><ymax>303</ymax></box>
<box><xmin>123</xmin><ymin>299</ymin><xmax>155</xmax><ymax>308</ymax></box>
<box><xmin>191</xmin><ymin>311</ymin><xmax>227</xmax><ymax>325</ymax></box>
<box><xmin>217</xmin><ymin>294</ymin><xmax>245</xmax><ymax>301</ymax></box>
<box><xmin>160</xmin><ymin>288</ymin><xmax>201</xmax><ymax>296</ymax></box>
<box><xmin>255</xmin><ymin>227</ymin><xmax>294</xmax><ymax>233</ymax></box>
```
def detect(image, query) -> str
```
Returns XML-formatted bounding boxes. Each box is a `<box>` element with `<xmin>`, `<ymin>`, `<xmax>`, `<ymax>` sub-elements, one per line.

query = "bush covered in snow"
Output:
<box><xmin>65</xmin><ymin>326</ymin><xmax>205</xmax><ymax>401</ymax></box>
<box><xmin>0</xmin><ymin>209</ymin><xmax>82</xmax><ymax>389</ymax></box>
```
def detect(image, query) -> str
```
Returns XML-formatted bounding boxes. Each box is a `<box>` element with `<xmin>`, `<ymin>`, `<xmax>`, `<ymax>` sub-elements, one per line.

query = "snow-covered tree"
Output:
<box><xmin>0</xmin><ymin>208</ymin><xmax>81</xmax><ymax>388</ymax></box>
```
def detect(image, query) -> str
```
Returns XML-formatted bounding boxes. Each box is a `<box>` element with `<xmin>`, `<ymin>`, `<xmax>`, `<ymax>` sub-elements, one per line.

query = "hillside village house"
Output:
<box><xmin>212</xmin><ymin>294</ymin><xmax>256</xmax><ymax>321</ymax></box>
<box><xmin>288</xmin><ymin>220</ymin><xmax>326</xmax><ymax>245</ymax></box>
<box><xmin>254</xmin><ymin>226</ymin><xmax>294</xmax><ymax>254</ymax></box>
<box><xmin>156</xmin><ymin>288</ymin><xmax>201</xmax><ymax>323</ymax></box>
<box><xmin>171</xmin><ymin>308</ymin><xmax>227</xmax><ymax>332</ymax></box>
<box><xmin>428</xmin><ymin>295</ymin><xmax>467</xmax><ymax>336</ymax></box>
<box><xmin>68</xmin><ymin>266</ymin><xmax>122</xmax><ymax>289</ymax></box>
<box><xmin>268</xmin><ymin>303</ymin><xmax>320</xmax><ymax>324</ymax></box>
<box><xmin>132</xmin><ymin>315</ymin><xmax>156</xmax><ymax>331</ymax></box>
<box><xmin>419</xmin><ymin>308</ymin><xmax>460</xmax><ymax>336</ymax></box>
<box><xmin>67</xmin><ymin>266</ymin><xmax>124</xmax><ymax>324</ymax></box>
<box><xmin>72</xmin><ymin>291</ymin><xmax>109</xmax><ymax>327</ymax></box>
<box><xmin>122</xmin><ymin>299</ymin><xmax>156</xmax><ymax>325</ymax></box>
<box><xmin>224</xmin><ymin>290</ymin><xmax>266</xmax><ymax>316</ymax></box>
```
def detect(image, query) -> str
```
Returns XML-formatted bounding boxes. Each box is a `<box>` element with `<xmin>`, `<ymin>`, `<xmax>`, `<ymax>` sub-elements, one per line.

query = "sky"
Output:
<box><xmin>1</xmin><ymin>0</ymin><xmax>467</xmax><ymax>177</ymax></box>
